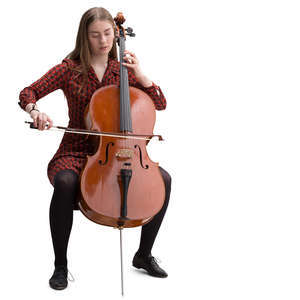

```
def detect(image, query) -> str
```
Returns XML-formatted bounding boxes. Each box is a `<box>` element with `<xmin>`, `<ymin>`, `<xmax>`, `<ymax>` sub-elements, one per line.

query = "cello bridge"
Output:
<box><xmin>116</xmin><ymin>149</ymin><xmax>133</xmax><ymax>159</ymax></box>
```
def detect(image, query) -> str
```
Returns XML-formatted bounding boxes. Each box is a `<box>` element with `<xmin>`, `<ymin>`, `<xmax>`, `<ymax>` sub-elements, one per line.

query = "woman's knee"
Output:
<box><xmin>159</xmin><ymin>166</ymin><xmax>172</xmax><ymax>189</ymax></box>
<box><xmin>53</xmin><ymin>169</ymin><xmax>79</xmax><ymax>191</ymax></box>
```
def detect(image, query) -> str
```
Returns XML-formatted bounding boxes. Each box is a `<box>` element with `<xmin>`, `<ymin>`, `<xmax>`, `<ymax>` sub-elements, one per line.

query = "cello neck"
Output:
<box><xmin>119</xmin><ymin>33</ymin><xmax>132</xmax><ymax>133</ymax></box>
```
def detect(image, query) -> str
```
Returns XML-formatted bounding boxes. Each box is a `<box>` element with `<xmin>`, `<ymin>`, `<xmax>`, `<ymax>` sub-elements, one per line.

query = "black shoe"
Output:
<box><xmin>49</xmin><ymin>265</ymin><xmax>68</xmax><ymax>290</ymax></box>
<box><xmin>132</xmin><ymin>252</ymin><xmax>168</xmax><ymax>278</ymax></box>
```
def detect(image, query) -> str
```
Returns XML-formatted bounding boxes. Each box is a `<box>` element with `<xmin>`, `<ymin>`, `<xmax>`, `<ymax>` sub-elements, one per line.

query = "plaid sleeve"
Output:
<box><xmin>128</xmin><ymin>70</ymin><xmax>167</xmax><ymax>110</ymax></box>
<box><xmin>18</xmin><ymin>60</ymin><xmax>70</xmax><ymax>111</ymax></box>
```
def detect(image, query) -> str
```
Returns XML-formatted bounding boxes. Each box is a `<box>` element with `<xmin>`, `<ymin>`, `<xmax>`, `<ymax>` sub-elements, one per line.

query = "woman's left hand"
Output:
<box><xmin>122</xmin><ymin>50</ymin><xmax>153</xmax><ymax>87</ymax></box>
<box><xmin>122</xmin><ymin>50</ymin><xmax>143</xmax><ymax>78</ymax></box>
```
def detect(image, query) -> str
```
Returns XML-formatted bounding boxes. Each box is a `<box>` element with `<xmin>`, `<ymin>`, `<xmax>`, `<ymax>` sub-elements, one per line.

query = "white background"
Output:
<box><xmin>1</xmin><ymin>0</ymin><xmax>300</xmax><ymax>299</ymax></box>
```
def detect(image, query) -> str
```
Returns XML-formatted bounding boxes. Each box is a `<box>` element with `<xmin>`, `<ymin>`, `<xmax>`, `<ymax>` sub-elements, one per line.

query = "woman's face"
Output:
<box><xmin>87</xmin><ymin>19</ymin><xmax>114</xmax><ymax>57</ymax></box>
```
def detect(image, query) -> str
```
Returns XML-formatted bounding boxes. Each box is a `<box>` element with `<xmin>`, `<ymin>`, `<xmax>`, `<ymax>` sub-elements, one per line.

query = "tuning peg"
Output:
<box><xmin>126</xmin><ymin>27</ymin><xmax>135</xmax><ymax>37</ymax></box>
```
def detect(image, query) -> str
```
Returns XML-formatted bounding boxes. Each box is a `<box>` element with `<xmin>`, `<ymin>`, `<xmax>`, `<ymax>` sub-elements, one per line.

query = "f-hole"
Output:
<box><xmin>98</xmin><ymin>142</ymin><xmax>114</xmax><ymax>165</ymax></box>
<box><xmin>134</xmin><ymin>145</ymin><xmax>149</xmax><ymax>169</ymax></box>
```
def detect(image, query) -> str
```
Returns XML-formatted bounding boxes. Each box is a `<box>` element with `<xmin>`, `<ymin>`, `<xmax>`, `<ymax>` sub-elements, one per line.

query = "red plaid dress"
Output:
<box><xmin>19</xmin><ymin>58</ymin><xmax>167</xmax><ymax>186</ymax></box>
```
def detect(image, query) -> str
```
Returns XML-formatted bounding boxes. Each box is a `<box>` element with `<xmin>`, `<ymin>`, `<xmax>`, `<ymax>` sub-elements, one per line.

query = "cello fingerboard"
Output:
<box><xmin>119</xmin><ymin>34</ymin><xmax>133</xmax><ymax>133</ymax></box>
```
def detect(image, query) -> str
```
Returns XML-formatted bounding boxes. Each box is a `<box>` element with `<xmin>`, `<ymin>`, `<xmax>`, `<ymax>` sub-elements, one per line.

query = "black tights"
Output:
<box><xmin>49</xmin><ymin>167</ymin><xmax>171</xmax><ymax>267</ymax></box>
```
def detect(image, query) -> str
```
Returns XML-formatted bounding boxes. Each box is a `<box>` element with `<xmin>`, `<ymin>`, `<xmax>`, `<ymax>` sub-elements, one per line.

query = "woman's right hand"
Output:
<box><xmin>30</xmin><ymin>111</ymin><xmax>53</xmax><ymax>130</ymax></box>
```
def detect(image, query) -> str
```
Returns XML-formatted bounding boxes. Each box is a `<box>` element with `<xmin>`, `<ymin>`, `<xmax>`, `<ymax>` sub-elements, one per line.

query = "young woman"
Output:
<box><xmin>19</xmin><ymin>7</ymin><xmax>171</xmax><ymax>290</ymax></box>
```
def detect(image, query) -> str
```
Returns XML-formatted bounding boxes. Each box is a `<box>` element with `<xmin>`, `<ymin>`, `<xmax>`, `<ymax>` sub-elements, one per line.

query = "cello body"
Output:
<box><xmin>78</xmin><ymin>85</ymin><xmax>165</xmax><ymax>228</ymax></box>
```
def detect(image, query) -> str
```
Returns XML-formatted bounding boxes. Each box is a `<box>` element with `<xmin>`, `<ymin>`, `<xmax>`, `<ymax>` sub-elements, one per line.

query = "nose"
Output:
<box><xmin>99</xmin><ymin>35</ymin><xmax>107</xmax><ymax>43</ymax></box>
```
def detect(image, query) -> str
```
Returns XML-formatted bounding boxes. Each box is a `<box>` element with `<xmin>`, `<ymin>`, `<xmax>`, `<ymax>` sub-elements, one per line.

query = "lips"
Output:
<box><xmin>100</xmin><ymin>46</ymin><xmax>108</xmax><ymax>50</ymax></box>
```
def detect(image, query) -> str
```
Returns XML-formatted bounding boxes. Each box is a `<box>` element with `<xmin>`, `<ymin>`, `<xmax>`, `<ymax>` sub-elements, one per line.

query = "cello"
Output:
<box><xmin>79</xmin><ymin>13</ymin><xmax>165</xmax><ymax>229</ymax></box>
<box><xmin>26</xmin><ymin>12</ymin><xmax>165</xmax><ymax>295</ymax></box>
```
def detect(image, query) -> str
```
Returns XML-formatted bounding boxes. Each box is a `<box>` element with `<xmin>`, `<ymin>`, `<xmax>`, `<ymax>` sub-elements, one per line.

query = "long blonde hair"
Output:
<box><xmin>65</xmin><ymin>7</ymin><xmax>118</xmax><ymax>92</ymax></box>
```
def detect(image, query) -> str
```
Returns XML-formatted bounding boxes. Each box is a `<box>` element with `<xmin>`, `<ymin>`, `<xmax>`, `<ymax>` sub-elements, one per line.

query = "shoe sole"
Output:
<box><xmin>49</xmin><ymin>283</ymin><xmax>68</xmax><ymax>290</ymax></box>
<box><xmin>132</xmin><ymin>263</ymin><xmax>168</xmax><ymax>278</ymax></box>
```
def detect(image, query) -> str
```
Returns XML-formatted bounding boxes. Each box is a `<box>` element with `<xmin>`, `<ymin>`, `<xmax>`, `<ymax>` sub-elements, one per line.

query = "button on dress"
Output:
<box><xmin>19</xmin><ymin>58</ymin><xmax>167</xmax><ymax>186</ymax></box>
